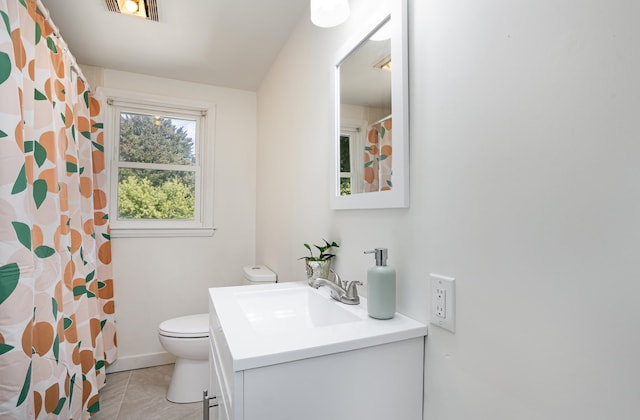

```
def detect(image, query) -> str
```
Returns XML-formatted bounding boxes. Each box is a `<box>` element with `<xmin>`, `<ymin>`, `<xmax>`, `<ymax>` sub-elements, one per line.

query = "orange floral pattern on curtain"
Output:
<box><xmin>364</xmin><ymin>117</ymin><xmax>392</xmax><ymax>192</ymax></box>
<box><xmin>0</xmin><ymin>0</ymin><xmax>117</xmax><ymax>418</ymax></box>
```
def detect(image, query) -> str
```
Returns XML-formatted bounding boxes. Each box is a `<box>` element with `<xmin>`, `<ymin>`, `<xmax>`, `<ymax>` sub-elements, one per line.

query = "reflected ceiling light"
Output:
<box><xmin>124</xmin><ymin>0</ymin><xmax>139</xmax><ymax>13</ymax></box>
<box><xmin>374</xmin><ymin>56</ymin><xmax>392</xmax><ymax>72</ymax></box>
<box><xmin>310</xmin><ymin>0</ymin><xmax>350</xmax><ymax>28</ymax></box>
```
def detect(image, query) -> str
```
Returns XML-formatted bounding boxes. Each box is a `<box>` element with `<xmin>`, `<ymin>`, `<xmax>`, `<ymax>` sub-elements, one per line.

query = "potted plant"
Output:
<box><xmin>300</xmin><ymin>239</ymin><xmax>339</xmax><ymax>284</ymax></box>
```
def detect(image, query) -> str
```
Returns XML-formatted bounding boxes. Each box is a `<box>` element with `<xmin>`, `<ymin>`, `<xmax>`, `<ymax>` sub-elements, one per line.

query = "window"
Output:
<box><xmin>339</xmin><ymin>119</ymin><xmax>367</xmax><ymax>195</ymax></box>
<box><xmin>104</xmin><ymin>91</ymin><xmax>214</xmax><ymax>237</ymax></box>
<box><xmin>339</xmin><ymin>134</ymin><xmax>353</xmax><ymax>195</ymax></box>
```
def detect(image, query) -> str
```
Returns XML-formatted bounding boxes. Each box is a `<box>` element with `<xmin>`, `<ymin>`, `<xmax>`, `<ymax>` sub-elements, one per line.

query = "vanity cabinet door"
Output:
<box><xmin>241</xmin><ymin>337</ymin><xmax>424</xmax><ymax>420</ymax></box>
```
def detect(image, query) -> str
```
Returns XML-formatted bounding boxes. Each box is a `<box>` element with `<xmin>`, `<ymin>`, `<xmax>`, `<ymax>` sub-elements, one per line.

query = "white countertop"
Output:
<box><xmin>209</xmin><ymin>281</ymin><xmax>428</xmax><ymax>371</ymax></box>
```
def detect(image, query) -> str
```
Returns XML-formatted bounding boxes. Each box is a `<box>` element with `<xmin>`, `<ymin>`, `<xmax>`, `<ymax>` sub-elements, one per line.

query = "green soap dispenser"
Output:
<box><xmin>364</xmin><ymin>248</ymin><xmax>396</xmax><ymax>320</ymax></box>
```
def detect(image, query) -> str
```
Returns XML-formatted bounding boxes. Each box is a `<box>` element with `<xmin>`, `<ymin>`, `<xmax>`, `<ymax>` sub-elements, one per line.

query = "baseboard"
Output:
<box><xmin>106</xmin><ymin>351</ymin><xmax>176</xmax><ymax>373</ymax></box>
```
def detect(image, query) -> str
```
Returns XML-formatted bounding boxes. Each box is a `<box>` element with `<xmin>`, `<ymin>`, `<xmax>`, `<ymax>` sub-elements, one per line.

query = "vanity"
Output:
<box><xmin>207</xmin><ymin>282</ymin><xmax>427</xmax><ymax>420</ymax></box>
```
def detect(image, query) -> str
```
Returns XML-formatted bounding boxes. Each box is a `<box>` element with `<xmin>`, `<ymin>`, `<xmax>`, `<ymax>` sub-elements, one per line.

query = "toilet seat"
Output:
<box><xmin>158</xmin><ymin>313</ymin><xmax>209</xmax><ymax>338</ymax></box>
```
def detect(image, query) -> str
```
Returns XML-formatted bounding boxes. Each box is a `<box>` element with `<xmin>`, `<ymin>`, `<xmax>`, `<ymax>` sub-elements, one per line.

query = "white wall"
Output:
<box><xmin>257</xmin><ymin>0</ymin><xmax>640</xmax><ymax>418</ymax></box>
<box><xmin>85</xmin><ymin>68</ymin><xmax>258</xmax><ymax>371</ymax></box>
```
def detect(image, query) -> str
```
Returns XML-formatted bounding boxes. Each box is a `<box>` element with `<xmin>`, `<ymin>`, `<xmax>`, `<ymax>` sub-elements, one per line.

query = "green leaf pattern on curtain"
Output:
<box><xmin>0</xmin><ymin>0</ymin><xmax>117</xmax><ymax>418</ymax></box>
<box><xmin>363</xmin><ymin>117</ymin><xmax>393</xmax><ymax>192</ymax></box>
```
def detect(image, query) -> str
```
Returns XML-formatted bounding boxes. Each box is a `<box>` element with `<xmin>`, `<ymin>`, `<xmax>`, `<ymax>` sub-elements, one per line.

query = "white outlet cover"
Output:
<box><xmin>430</xmin><ymin>273</ymin><xmax>455</xmax><ymax>333</ymax></box>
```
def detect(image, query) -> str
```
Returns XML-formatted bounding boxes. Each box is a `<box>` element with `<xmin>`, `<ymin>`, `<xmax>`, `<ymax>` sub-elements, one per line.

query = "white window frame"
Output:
<box><xmin>100</xmin><ymin>88</ymin><xmax>215</xmax><ymax>238</ymax></box>
<box><xmin>340</xmin><ymin>119</ymin><xmax>367</xmax><ymax>195</ymax></box>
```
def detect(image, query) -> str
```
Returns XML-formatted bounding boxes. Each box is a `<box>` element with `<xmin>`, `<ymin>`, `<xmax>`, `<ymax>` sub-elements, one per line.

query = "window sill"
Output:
<box><xmin>110</xmin><ymin>227</ymin><xmax>216</xmax><ymax>238</ymax></box>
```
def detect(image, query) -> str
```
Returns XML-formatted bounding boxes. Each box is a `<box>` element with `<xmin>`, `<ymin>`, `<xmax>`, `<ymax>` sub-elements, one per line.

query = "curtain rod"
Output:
<box><xmin>35</xmin><ymin>0</ymin><xmax>89</xmax><ymax>87</ymax></box>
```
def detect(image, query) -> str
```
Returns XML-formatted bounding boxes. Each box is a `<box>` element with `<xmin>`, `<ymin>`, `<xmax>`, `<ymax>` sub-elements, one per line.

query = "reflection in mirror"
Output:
<box><xmin>339</xmin><ymin>20</ymin><xmax>392</xmax><ymax>195</ymax></box>
<box><xmin>331</xmin><ymin>0</ymin><xmax>408</xmax><ymax>210</ymax></box>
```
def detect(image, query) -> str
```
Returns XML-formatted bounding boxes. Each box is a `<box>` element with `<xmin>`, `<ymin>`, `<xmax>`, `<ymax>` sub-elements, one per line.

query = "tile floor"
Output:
<box><xmin>93</xmin><ymin>364</ymin><xmax>203</xmax><ymax>420</ymax></box>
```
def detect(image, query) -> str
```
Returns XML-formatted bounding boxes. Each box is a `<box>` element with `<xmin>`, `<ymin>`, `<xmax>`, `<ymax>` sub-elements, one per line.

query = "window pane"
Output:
<box><xmin>119</xmin><ymin>112</ymin><xmax>196</xmax><ymax>165</ymax></box>
<box><xmin>340</xmin><ymin>135</ymin><xmax>351</xmax><ymax>172</ymax></box>
<box><xmin>117</xmin><ymin>168</ymin><xmax>195</xmax><ymax>220</ymax></box>
<box><xmin>340</xmin><ymin>177</ymin><xmax>351</xmax><ymax>196</ymax></box>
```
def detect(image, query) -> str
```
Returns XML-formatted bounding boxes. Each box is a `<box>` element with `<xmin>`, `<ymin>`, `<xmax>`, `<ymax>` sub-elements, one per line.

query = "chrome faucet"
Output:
<box><xmin>310</xmin><ymin>270</ymin><xmax>362</xmax><ymax>305</ymax></box>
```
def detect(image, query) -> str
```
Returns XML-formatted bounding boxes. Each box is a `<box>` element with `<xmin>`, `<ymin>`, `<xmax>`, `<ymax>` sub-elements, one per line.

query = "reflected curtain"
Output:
<box><xmin>0</xmin><ymin>0</ymin><xmax>117</xmax><ymax>418</ymax></box>
<box><xmin>363</xmin><ymin>116</ymin><xmax>392</xmax><ymax>192</ymax></box>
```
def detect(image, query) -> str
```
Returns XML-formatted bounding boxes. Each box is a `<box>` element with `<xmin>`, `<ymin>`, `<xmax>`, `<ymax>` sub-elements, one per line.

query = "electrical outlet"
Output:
<box><xmin>430</xmin><ymin>274</ymin><xmax>455</xmax><ymax>333</ymax></box>
<box><xmin>435</xmin><ymin>287</ymin><xmax>446</xmax><ymax>318</ymax></box>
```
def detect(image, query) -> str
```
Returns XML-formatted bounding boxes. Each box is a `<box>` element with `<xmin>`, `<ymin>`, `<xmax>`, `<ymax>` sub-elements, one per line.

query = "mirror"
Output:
<box><xmin>330</xmin><ymin>0</ymin><xmax>408</xmax><ymax>209</ymax></box>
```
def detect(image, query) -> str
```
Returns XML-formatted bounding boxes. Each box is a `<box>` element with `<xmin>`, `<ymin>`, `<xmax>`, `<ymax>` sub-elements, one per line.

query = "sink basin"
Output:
<box><xmin>209</xmin><ymin>281</ymin><xmax>428</xmax><ymax>371</ymax></box>
<box><xmin>235</xmin><ymin>287</ymin><xmax>359</xmax><ymax>335</ymax></box>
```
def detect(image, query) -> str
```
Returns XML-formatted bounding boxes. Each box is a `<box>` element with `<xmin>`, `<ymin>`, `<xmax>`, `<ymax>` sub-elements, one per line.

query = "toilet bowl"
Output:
<box><xmin>158</xmin><ymin>314</ymin><xmax>209</xmax><ymax>403</ymax></box>
<box><xmin>158</xmin><ymin>265</ymin><xmax>276</xmax><ymax>403</ymax></box>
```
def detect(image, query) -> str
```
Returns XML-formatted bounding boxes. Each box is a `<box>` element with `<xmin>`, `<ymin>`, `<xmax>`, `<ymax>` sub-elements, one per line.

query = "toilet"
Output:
<box><xmin>158</xmin><ymin>265</ymin><xmax>277</xmax><ymax>403</ymax></box>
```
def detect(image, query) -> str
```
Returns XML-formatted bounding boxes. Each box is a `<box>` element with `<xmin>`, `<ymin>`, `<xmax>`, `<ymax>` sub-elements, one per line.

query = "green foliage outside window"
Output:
<box><xmin>117</xmin><ymin>112</ymin><xmax>197</xmax><ymax>219</ymax></box>
<box><xmin>118</xmin><ymin>175</ymin><xmax>194</xmax><ymax>219</ymax></box>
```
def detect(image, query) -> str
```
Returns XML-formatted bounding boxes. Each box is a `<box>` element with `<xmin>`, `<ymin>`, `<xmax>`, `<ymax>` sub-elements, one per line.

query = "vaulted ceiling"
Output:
<box><xmin>41</xmin><ymin>0</ymin><xmax>309</xmax><ymax>91</ymax></box>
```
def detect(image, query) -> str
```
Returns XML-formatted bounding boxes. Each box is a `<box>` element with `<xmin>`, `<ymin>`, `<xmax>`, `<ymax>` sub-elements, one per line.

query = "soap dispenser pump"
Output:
<box><xmin>364</xmin><ymin>248</ymin><xmax>396</xmax><ymax>319</ymax></box>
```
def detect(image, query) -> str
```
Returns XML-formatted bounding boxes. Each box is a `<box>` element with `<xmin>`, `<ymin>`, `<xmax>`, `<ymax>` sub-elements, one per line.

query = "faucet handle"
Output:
<box><xmin>329</xmin><ymin>269</ymin><xmax>343</xmax><ymax>286</ymax></box>
<box><xmin>344</xmin><ymin>280</ymin><xmax>362</xmax><ymax>301</ymax></box>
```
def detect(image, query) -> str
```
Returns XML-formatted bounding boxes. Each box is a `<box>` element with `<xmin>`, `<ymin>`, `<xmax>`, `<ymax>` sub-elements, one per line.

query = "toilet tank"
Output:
<box><xmin>243</xmin><ymin>265</ymin><xmax>277</xmax><ymax>285</ymax></box>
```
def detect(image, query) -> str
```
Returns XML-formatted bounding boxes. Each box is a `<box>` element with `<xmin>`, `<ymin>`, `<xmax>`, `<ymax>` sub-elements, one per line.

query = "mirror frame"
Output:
<box><xmin>330</xmin><ymin>0</ymin><xmax>409</xmax><ymax>210</ymax></box>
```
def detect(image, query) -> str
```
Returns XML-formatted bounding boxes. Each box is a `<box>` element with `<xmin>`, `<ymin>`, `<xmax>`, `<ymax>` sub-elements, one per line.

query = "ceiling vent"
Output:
<box><xmin>105</xmin><ymin>0</ymin><xmax>158</xmax><ymax>21</ymax></box>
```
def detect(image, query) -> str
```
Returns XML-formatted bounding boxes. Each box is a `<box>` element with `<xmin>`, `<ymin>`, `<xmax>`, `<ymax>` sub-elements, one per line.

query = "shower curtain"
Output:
<box><xmin>0</xmin><ymin>0</ymin><xmax>117</xmax><ymax>418</ymax></box>
<box><xmin>364</xmin><ymin>116</ymin><xmax>393</xmax><ymax>192</ymax></box>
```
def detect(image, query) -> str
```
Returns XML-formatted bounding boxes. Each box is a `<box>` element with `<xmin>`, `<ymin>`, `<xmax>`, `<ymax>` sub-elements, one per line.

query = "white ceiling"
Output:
<box><xmin>41</xmin><ymin>0</ymin><xmax>309</xmax><ymax>91</ymax></box>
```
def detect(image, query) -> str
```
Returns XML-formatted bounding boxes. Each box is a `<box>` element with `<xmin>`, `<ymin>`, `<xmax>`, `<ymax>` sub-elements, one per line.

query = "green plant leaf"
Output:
<box><xmin>33</xmin><ymin>179</ymin><xmax>48</xmax><ymax>209</ymax></box>
<box><xmin>18</xmin><ymin>0</ymin><xmax>26</xmax><ymax>8</ymax></box>
<box><xmin>380</xmin><ymin>126</ymin><xmax>386</xmax><ymax>137</ymax></box>
<box><xmin>35</xmin><ymin>246</ymin><xmax>55</xmax><ymax>258</ymax></box>
<box><xmin>364</xmin><ymin>161</ymin><xmax>374</xmax><ymax>168</ymax></box>
<box><xmin>1</xmin><ymin>10</ymin><xmax>10</xmax><ymax>36</ymax></box>
<box><xmin>0</xmin><ymin>343</ymin><xmax>14</xmax><ymax>355</ymax></box>
<box><xmin>380</xmin><ymin>154</ymin><xmax>388</xmax><ymax>161</ymax></box>
<box><xmin>0</xmin><ymin>263</ymin><xmax>20</xmax><ymax>305</ymax></box>
<box><xmin>83</xmin><ymin>91</ymin><xmax>89</xmax><ymax>108</ymax></box>
<box><xmin>0</xmin><ymin>51</ymin><xmax>11</xmax><ymax>85</ymax></box>
<box><xmin>11</xmin><ymin>222</ymin><xmax>31</xmax><ymax>250</ymax></box>
<box><xmin>81</xmin><ymin>131</ymin><xmax>91</xmax><ymax>140</ymax></box>
<box><xmin>16</xmin><ymin>361</ymin><xmax>31</xmax><ymax>406</ymax></box>
<box><xmin>0</xmin><ymin>129</ymin><xmax>7</xmax><ymax>138</ymax></box>
<box><xmin>63</xmin><ymin>317</ymin><xmax>72</xmax><ymax>329</ymax></box>
<box><xmin>95</xmin><ymin>360</ymin><xmax>105</xmax><ymax>370</ymax></box>
<box><xmin>92</xmin><ymin>122</ymin><xmax>104</xmax><ymax>129</ymax></box>
<box><xmin>86</xmin><ymin>270</ymin><xmax>95</xmax><ymax>282</ymax></box>
<box><xmin>34</xmin><ymin>141</ymin><xmax>47</xmax><ymax>166</ymax></box>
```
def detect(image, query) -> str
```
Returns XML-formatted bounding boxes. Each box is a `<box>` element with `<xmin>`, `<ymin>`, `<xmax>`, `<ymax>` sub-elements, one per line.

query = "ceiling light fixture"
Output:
<box><xmin>124</xmin><ymin>0</ymin><xmax>139</xmax><ymax>13</ymax></box>
<box><xmin>310</xmin><ymin>0</ymin><xmax>350</xmax><ymax>28</ymax></box>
